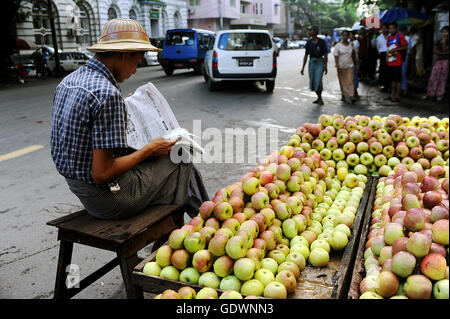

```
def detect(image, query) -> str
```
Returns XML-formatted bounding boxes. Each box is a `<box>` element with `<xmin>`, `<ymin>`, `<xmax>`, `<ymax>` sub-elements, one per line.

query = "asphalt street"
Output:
<box><xmin>0</xmin><ymin>48</ymin><xmax>448</xmax><ymax>298</ymax></box>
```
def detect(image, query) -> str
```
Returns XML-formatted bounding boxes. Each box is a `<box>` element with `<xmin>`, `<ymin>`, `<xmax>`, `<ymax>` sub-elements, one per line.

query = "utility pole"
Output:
<box><xmin>47</xmin><ymin>0</ymin><xmax>60</xmax><ymax>76</ymax></box>
<box><xmin>218</xmin><ymin>0</ymin><xmax>223</xmax><ymax>30</ymax></box>
<box><xmin>287</xmin><ymin>0</ymin><xmax>292</xmax><ymax>40</ymax></box>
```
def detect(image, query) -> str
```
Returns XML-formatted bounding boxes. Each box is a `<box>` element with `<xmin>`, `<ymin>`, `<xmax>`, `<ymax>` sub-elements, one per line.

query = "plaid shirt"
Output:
<box><xmin>51</xmin><ymin>58</ymin><xmax>128</xmax><ymax>184</ymax></box>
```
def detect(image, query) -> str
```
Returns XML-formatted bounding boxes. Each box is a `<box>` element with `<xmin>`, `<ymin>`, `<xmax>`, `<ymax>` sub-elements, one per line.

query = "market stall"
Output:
<box><xmin>133</xmin><ymin>114</ymin><xmax>449</xmax><ymax>299</ymax></box>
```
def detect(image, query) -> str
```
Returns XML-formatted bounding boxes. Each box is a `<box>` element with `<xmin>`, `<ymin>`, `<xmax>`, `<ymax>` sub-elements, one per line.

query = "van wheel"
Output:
<box><xmin>164</xmin><ymin>67</ymin><xmax>174</xmax><ymax>76</ymax></box>
<box><xmin>266</xmin><ymin>80</ymin><xmax>275</xmax><ymax>93</ymax></box>
<box><xmin>207</xmin><ymin>77</ymin><xmax>217</xmax><ymax>91</ymax></box>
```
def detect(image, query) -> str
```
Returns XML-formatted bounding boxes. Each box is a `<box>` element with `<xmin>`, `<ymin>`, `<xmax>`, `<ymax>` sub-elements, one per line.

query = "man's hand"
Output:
<box><xmin>301</xmin><ymin>68</ymin><xmax>305</xmax><ymax>76</ymax></box>
<box><xmin>145</xmin><ymin>137</ymin><xmax>178</xmax><ymax>157</ymax></box>
<box><xmin>91</xmin><ymin>137</ymin><xmax>177</xmax><ymax>185</ymax></box>
<box><xmin>324</xmin><ymin>66</ymin><xmax>328</xmax><ymax>75</ymax></box>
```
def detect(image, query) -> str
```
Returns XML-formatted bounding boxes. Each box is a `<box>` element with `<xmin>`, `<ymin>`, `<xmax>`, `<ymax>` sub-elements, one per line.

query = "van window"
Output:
<box><xmin>218</xmin><ymin>33</ymin><xmax>272</xmax><ymax>51</ymax></box>
<box><xmin>166</xmin><ymin>32</ymin><xmax>195</xmax><ymax>46</ymax></box>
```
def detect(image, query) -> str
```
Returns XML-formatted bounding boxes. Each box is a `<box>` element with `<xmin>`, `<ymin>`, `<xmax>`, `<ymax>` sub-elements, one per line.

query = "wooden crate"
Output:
<box><xmin>347</xmin><ymin>177</ymin><xmax>379</xmax><ymax>299</ymax></box>
<box><xmin>133</xmin><ymin>178</ymin><xmax>376</xmax><ymax>299</ymax></box>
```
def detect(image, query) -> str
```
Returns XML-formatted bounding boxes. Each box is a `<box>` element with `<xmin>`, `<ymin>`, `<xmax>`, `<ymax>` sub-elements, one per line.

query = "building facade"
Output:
<box><xmin>15</xmin><ymin>0</ymin><xmax>188</xmax><ymax>51</ymax></box>
<box><xmin>187</xmin><ymin>0</ymin><xmax>281</xmax><ymax>33</ymax></box>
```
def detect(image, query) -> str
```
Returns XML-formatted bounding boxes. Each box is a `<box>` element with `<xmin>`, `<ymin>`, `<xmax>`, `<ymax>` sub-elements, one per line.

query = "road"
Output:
<box><xmin>0</xmin><ymin>49</ymin><xmax>448</xmax><ymax>298</ymax></box>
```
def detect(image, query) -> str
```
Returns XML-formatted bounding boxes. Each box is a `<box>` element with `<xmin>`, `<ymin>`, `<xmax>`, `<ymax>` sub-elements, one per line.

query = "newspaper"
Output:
<box><xmin>124</xmin><ymin>82</ymin><xmax>204</xmax><ymax>153</ymax></box>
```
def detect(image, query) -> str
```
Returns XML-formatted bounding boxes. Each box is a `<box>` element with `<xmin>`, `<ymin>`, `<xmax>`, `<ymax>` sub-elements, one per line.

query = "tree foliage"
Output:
<box><xmin>286</xmin><ymin>0</ymin><xmax>359</xmax><ymax>36</ymax></box>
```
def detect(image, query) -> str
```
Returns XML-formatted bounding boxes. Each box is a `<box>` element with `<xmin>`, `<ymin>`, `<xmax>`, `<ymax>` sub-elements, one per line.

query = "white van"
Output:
<box><xmin>204</xmin><ymin>30</ymin><xmax>277</xmax><ymax>92</ymax></box>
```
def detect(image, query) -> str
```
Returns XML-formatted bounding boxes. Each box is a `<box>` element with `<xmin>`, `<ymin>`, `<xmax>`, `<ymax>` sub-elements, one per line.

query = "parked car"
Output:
<box><xmin>272</xmin><ymin>37</ymin><xmax>281</xmax><ymax>56</ymax></box>
<box><xmin>161</xmin><ymin>28</ymin><xmax>215</xmax><ymax>75</ymax></box>
<box><xmin>47</xmin><ymin>51</ymin><xmax>90</xmax><ymax>74</ymax></box>
<box><xmin>139</xmin><ymin>51</ymin><xmax>159</xmax><ymax>67</ymax></box>
<box><xmin>287</xmin><ymin>41</ymin><xmax>300</xmax><ymax>49</ymax></box>
<box><xmin>204</xmin><ymin>29</ymin><xmax>277</xmax><ymax>93</ymax></box>
<box><xmin>150</xmin><ymin>37</ymin><xmax>164</xmax><ymax>64</ymax></box>
<box><xmin>297</xmin><ymin>40</ymin><xmax>307</xmax><ymax>48</ymax></box>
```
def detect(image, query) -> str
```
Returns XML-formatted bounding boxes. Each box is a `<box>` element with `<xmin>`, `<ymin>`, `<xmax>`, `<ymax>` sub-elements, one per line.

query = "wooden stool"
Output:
<box><xmin>47</xmin><ymin>205</ymin><xmax>185</xmax><ymax>299</ymax></box>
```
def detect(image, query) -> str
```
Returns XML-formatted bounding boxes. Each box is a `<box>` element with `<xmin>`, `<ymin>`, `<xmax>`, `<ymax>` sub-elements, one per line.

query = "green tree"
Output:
<box><xmin>285</xmin><ymin>0</ymin><xmax>358</xmax><ymax>36</ymax></box>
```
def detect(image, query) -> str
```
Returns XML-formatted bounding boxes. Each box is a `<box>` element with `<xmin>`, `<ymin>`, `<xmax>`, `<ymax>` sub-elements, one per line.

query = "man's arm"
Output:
<box><xmin>301</xmin><ymin>52</ymin><xmax>308</xmax><ymax>75</ymax></box>
<box><xmin>91</xmin><ymin>137</ymin><xmax>177</xmax><ymax>185</ymax></box>
<box><xmin>323</xmin><ymin>40</ymin><xmax>328</xmax><ymax>74</ymax></box>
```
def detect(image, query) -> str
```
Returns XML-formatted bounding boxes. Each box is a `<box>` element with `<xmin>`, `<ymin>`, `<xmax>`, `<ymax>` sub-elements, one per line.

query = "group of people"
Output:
<box><xmin>301</xmin><ymin>23</ymin><xmax>449</xmax><ymax>104</ymax></box>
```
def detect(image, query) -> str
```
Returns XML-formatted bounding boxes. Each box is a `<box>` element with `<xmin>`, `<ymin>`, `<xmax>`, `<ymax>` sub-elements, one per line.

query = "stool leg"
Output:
<box><xmin>118</xmin><ymin>253</ymin><xmax>144</xmax><ymax>299</ymax></box>
<box><xmin>53</xmin><ymin>240</ymin><xmax>74</xmax><ymax>299</ymax></box>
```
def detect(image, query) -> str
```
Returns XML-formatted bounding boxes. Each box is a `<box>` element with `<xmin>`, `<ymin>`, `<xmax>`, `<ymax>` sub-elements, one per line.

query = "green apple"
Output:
<box><xmin>225</xmin><ymin>236</ymin><xmax>247</xmax><ymax>260</ymax></box>
<box><xmin>159</xmin><ymin>265</ymin><xmax>180</xmax><ymax>280</ymax></box>
<box><xmin>354</xmin><ymin>164</ymin><xmax>368</xmax><ymax>175</ymax></box>
<box><xmin>309</xmin><ymin>247</ymin><xmax>329</xmax><ymax>267</ymax></box>
<box><xmin>219</xmin><ymin>290</ymin><xmax>243</xmax><ymax>299</ymax></box>
<box><xmin>290</xmin><ymin>244</ymin><xmax>310</xmax><ymax>261</ymax></box>
<box><xmin>286</xmin><ymin>252</ymin><xmax>306</xmax><ymax>271</ymax></box>
<box><xmin>310</xmin><ymin>239</ymin><xmax>331</xmax><ymax>253</ymax></box>
<box><xmin>179</xmin><ymin>267</ymin><xmax>201</xmax><ymax>284</ymax></box>
<box><xmin>282</xmin><ymin>218</ymin><xmax>298</xmax><ymax>239</ymax></box>
<box><xmin>261</xmin><ymin>258</ymin><xmax>279</xmax><ymax>275</ymax></box>
<box><xmin>198</xmin><ymin>271</ymin><xmax>221</xmax><ymax>288</ymax></box>
<box><xmin>433</xmin><ymin>279</ymin><xmax>449</xmax><ymax>299</ymax></box>
<box><xmin>156</xmin><ymin>245</ymin><xmax>173</xmax><ymax>267</ymax></box>
<box><xmin>289</xmin><ymin>236</ymin><xmax>309</xmax><ymax>247</ymax></box>
<box><xmin>213</xmin><ymin>255</ymin><xmax>234</xmax><ymax>277</ymax></box>
<box><xmin>196</xmin><ymin>287</ymin><xmax>218</xmax><ymax>299</ymax></box>
<box><xmin>267</xmin><ymin>249</ymin><xmax>286</xmax><ymax>264</ymax></box>
<box><xmin>334</xmin><ymin>224</ymin><xmax>351</xmax><ymax>237</ymax></box>
<box><xmin>233</xmin><ymin>258</ymin><xmax>256</xmax><ymax>281</ymax></box>
<box><xmin>254</xmin><ymin>268</ymin><xmax>276</xmax><ymax>287</ymax></box>
<box><xmin>263</xmin><ymin>281</ymin><xmax>287</xmax><ymax>299</ymax></box>
<box><xmin>241</xmin><ymin>279</ymin><xmax>265</xmax><ymax>296</ymax></box>
<box><xmin>220</xmin><ymin>275</ymin><xmax>242</xmax><ymax>291</ymax></box>
<box><xmin>359</xmin><ymin>291</ymin><xmax>384</xmax><ymax>299</ymax></box>
<box><xmin>143</xmin><ymin>262</ymin><xmax>161</xmax><ymax>276</ymax></box>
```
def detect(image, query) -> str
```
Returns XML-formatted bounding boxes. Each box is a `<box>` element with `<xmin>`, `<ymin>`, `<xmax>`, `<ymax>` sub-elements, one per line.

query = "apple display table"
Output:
<box><xmin>132</xmin><ymin>178</ymin><xmax>376</xmax><ymax>299</ymax></box>
<box><xmin>47</xmin><ymin>204</ymin><xmax>185</xmax><ymax>299</ymax></box>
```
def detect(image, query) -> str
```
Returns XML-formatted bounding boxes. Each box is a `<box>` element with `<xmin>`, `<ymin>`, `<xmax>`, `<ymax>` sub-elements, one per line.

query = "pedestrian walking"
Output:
<box><xmin>301</xmin><ymin>26</ymin><xmax>328</xmax><ymax>105</ymax></box>
<box><xmin>358</xmin><ymin>28</ymin><xmax>370</xmax><ymax>81</ymax></box>
<box><xmin>367</xmin><ymin>29</ymin><xmax>378</xmax><ymax>80</ymax></box>
<box><xmin>423</xmin><ymin>25</ymin><xmax>449</xmax><ymax>102</ymax></box>
<box><xmin>323</xmin><ymin>33</ymin><xmax>332</xmax><ymax>54</ymax></box>
<box><xmin>400</xmin><ymin>26</ymin><xmax>411</xmax><ymax>96</ymax></box>
<box><xmin>349</xmin><ymin>31</ymin><xmax>360</xmax><ymax>98</ymax></box>
<box><xmin>31</xmin><ymin>48</ymin><xmax>46</xmax><ymax>77</ymax></box>
<box><xmin>386</xmin><ymin>22</ymin><xmax>407</xmax><ymax>102</ymax></box>
<box><xmin>376</xmin><ymin>24</ymin><xmax>389</xmax><ymax>91</ymax></box>
<box><xmin>50</xmin><ymin>18</ymin><xmax>209</xmax><ymax>220</ymax></box>
<box><xmin>334</xmin><ymin>30</ymin><xmax>357</xmax><ymax>103</ymax></box>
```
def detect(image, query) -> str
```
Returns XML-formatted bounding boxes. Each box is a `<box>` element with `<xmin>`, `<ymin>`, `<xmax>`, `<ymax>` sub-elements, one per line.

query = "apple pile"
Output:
<box><xmin>359</xmin><ymin>163</ymin><xmax>449</xmax><ymax>299</ymax></box>
<box><xmin>293</xmin><ymin>114</ymin><xmax>449</xmax><ymax>177</ymax></box>
<box><xmin>143</xmin><ymin>149</ymin><xmax>368</xmax><ymax>299</ymax></box>
<box><xmin>153</xmin><ymin>286</ymin><xmax>260</xmax><ymax>299</ymax></box>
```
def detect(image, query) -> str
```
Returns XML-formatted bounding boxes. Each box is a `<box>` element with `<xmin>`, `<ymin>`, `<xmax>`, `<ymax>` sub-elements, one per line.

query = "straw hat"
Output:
<box><xmin>88</xmin><ymin>18</ymin><xmax>161</xmax><ymax>52</ymax></box>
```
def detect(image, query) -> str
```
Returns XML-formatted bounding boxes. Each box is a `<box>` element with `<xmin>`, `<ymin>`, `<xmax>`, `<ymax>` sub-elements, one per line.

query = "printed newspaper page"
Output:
<box><xmin>124</xmin><ymin>82</ymin><xmax>203</xmax><ymax>153</ymax></box>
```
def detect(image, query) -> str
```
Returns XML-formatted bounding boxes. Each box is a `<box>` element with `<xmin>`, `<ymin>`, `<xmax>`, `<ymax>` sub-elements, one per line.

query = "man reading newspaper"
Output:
<box><xmin>50</xmin><ymin>18</ymin><xmax>209</xmax><ymax>219</ymax></box>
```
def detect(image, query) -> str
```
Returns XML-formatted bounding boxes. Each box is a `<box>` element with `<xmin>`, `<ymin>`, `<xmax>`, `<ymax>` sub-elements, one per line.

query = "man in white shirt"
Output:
<box><xmin>376</xmin><ymin>24</ymin><xmax>389</xmax><ymax>91</ymax></box>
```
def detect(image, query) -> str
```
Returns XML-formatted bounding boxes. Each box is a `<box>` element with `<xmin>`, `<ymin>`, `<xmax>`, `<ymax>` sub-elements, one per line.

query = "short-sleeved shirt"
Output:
<box><xmin>51</xmin><ymin>58</ymin><xmax>128</xmax><ymax>184</ymax></box>
<box><xmin>387</xmin><ymin>33</ymin><xmax>407</xmax><ymax>66</ymax></box>
<box><xmin>305</xmin><ymin>38</ymin><xmax>328</xmax><ymax>58</ymax></box>
<box><xmin>376</xmin><ymin>34</ymin><xmax>388</xmax><ymax>53</ymax></box>
<box><xmin>334</xmin><ymin>42</ymin><xmax>355</xmax><ymax>69</ymax></box>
